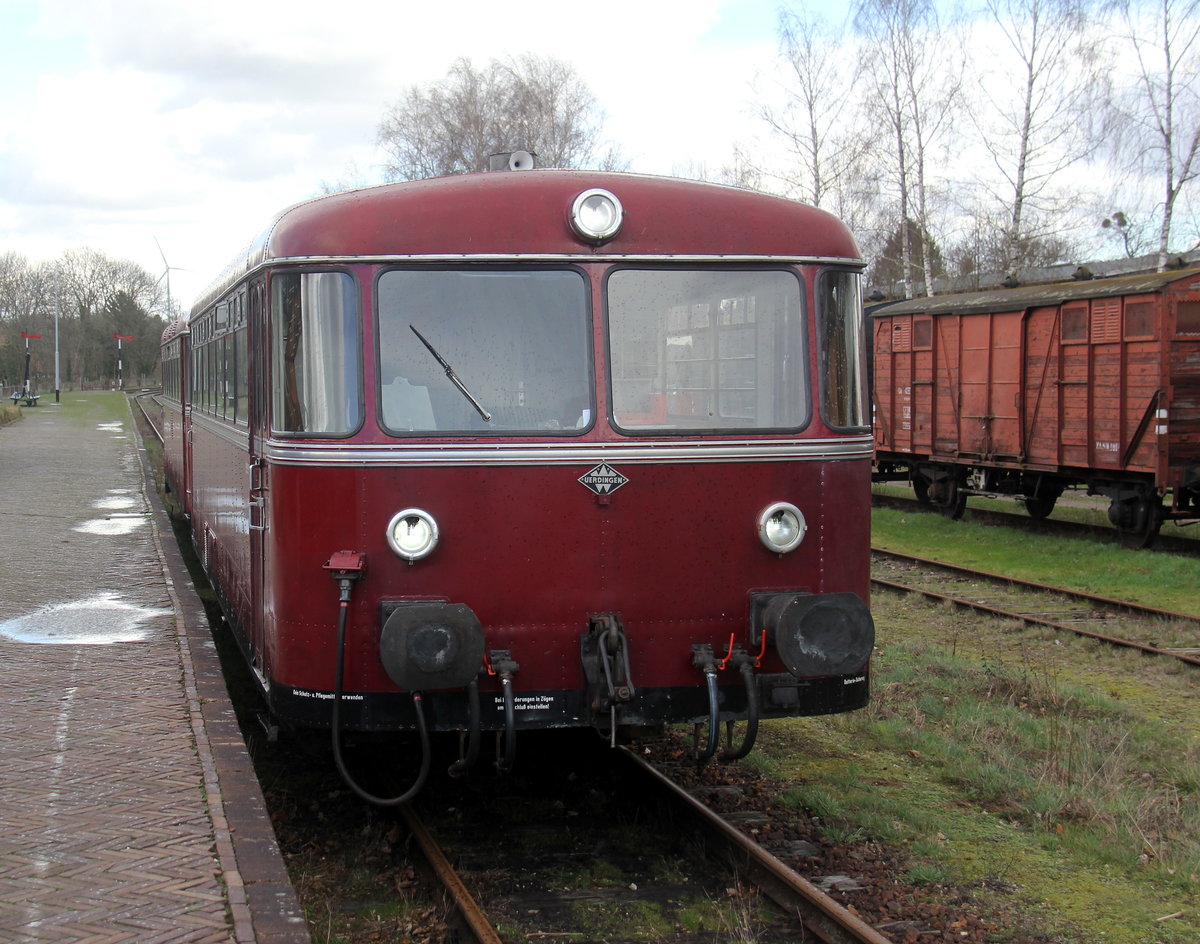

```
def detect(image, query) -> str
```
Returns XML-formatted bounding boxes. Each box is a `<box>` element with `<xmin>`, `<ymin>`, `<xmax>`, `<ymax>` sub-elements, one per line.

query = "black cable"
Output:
<box><xmin>331</xmin><ymin>585</ymin><xmax>430</xmax><ymax>806</ymax></box>
<box><xmin>694</xmin><ymin>667</ymin><xmax>720</xmax><ymax>764</ymax></box>
<box><xmin>719</xmin><ymin>659</ymin><xmax>760</xmax><ymax>762</ymax></box>
<box><xmin>496</xmin><ymin>675</ymin><xmax>517</xmax><ymax>774</ymax></box>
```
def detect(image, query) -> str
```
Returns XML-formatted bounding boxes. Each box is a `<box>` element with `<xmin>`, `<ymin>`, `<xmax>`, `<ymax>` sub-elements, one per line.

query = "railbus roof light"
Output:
<box><xmin>569</xmin><ymin>188</ymin><xmax>623</xmax><ymax>243</ymax></box>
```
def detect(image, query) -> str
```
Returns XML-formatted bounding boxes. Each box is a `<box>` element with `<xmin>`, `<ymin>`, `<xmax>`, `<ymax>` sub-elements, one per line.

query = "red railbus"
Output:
<box><xmin>159</xmin><ymin>166</ymin><xmax>875</xmax><ymax>802</ymax></box>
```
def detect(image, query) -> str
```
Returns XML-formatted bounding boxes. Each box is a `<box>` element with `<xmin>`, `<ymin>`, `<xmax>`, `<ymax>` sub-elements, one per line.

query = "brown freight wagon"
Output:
<box><xmin>871</xmin><ymin>268</ymin><xmax>1200</xmax><ymax>547</ymax></box>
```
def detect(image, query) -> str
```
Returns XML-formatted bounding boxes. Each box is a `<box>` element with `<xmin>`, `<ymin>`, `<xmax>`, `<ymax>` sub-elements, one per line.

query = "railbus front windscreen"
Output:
<box><xmin>606</xmin><ymin>268</ymin><xmax>807</xmax><ymax>432</ymax></box>
<box><xmin>376</xmin><ymin>268</ymin><xmax>592</xmax><ymax>435</ymax></box>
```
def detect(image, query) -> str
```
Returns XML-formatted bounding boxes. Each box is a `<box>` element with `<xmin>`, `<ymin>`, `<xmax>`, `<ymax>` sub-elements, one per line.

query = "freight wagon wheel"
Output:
<box><xmin>911</xmin><ymin>474</ymin><xmax>931</xmax><ymax>504</ymax></box>
<box><xmin>1023</xmin><ymin>496</ymin><xmax>1056</xmax><ymax>519</ymax></box>
<box><xmin>1109</xmin><ymin>496</ymin><xmax>1163</xmax><ymax>549</ymax></box>
<box><xmin>931</xmin><ymin>477</ymin><xmax>967</xmax><ymax>520</ymax></box>
<box><xmin>1022</xmin><ymin>488</ymin><xmax>1062</xmax><ymax>520</ymax></box>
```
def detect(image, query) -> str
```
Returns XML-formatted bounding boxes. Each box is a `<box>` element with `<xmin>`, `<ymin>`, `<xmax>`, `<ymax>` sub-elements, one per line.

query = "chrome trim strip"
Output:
<box><xmin>264</xmin><ymin>253</ymin><xmax>863</xmax><ymax>266</ymax></box>
<box><xmin>260</xmin><ymin>436</ymin><xmax>874</xmax><ymax>467</ymax></box>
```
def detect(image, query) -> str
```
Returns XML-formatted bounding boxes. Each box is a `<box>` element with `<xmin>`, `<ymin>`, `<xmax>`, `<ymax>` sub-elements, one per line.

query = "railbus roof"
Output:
<box><xmin>191</xmin><ymin>170</ymin><xmax>861</xmax><ymax>315</ymax></box>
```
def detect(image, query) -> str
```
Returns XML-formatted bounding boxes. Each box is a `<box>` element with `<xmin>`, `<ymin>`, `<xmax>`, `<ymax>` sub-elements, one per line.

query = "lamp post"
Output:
<box><xmin>54</xmin><ymin>269</ymin><xmax>61</xmax><ymax>403</ymax></box>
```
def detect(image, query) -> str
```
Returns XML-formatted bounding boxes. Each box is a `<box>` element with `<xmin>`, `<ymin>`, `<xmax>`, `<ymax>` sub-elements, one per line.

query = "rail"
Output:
<box><xmin>871</xmin><ymin>547</ymin><xmax>1200</xmax><ymax>669</ymax></box>
<box><xmin>616</xmin><ymin>747</ymin><xmax>894</xmax><ymax>944</ymax></box>
<box><xmin>130</xmin><ymin>390</ymin><xmax>164</xmax><ymax>444</ymax></box>
<box><xmin>400</xmin><ymin>805</ymin><xmax>504</xmax><ymax>944</ymax></box>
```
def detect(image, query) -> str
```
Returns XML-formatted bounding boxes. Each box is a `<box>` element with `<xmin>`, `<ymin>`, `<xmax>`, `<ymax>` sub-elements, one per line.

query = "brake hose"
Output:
<box><xmin>719</xmin><ymin>658</ymin><xmax>760</xmax><ymax>762</ymax></box>
<box><xmin>331</xmin><ymin>578</ymin><xmax>430</xmax><ymax>805</ymax></box>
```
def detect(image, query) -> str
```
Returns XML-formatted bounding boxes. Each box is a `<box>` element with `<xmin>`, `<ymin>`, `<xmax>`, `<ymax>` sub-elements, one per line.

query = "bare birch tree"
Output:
<box><xmin>854</xmin><ymin>0</ymin><xmax>962</xmax><ymax>297</ymax></box>
<box><xmin>378</xmin><ymin>55</ymin><xmax>622</xmax><ymax>181</ymax></box>
<box><xmin>1107</xmin><ymin>0</ymin><xmax>1200</xmax><ymax>269</ymax></box>
<box><xmin>970</xmin><ymin>0</ymin><xmax>1104</xmax><ymax>271</ymax></box>
<box><xmin>757</xmin><ymin>8</ymin><xmax>885</xmax><ymax>252</ymax></box>
<box><xmin>760</xmin><ymin>11</ymin><xmax>862</xmax><ymax>206</ymax></box>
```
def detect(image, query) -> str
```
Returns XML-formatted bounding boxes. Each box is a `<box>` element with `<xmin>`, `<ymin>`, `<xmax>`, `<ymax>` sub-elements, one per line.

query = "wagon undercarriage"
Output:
<box><xmin>877</xmin><ymin>457</ymin><xmax>1199</xmax><ymax>548</ymax></box>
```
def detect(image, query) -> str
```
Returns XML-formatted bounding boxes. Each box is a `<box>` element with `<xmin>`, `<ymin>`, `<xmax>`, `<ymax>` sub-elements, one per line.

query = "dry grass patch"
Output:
<box><xmin>747</xmin><ymin>587</ymin><xmax>1200</xmax><ymax>943</ymax></box>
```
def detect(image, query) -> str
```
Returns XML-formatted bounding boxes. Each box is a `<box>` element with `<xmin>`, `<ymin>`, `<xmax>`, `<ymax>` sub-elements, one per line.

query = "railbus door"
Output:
<box><xmin>180</xmin><ymin>329</ymin><xmax>194</xmax><ymax>514</ymax></box>
<box><xmin>247</xmin><ymin>279</ymin><xmax>268</xmax><ymax>672</ymax></box>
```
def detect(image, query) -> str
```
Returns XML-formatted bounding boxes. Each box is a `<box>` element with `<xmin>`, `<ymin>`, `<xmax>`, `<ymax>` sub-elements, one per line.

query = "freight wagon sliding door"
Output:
<box><xmin>1088</xmin><ymin>297</ymin><xmax>1126</xmax><ymax>472</ymax></box>
<box><xmin>873</xmin><ymin>315</ymin><xmax>935</xmax><ymax>456</ymax></box>
<box><xmin>959</xmin><ymin>311</ymin><xmax>1021</xmax><ymax>460</ymax></box>
<box><xmin>1116</xmin><ymin>296</ymin><xmax>1166</xmax><ymax>477</ymax></box>
<box><xmin>1057</xmin><ymin>296</ymin><xmax>1157</xmax><ymax>475</ymax></box>
<box><xmin>1021</xmin><ymin>306</ymin><xmax>1062</xmax><ymax>466</ymax></box>
<box><xmin>873</xmin><ymin>317</ymin><xmax>909</xmax><ymax>453</ymax></box>
<box><xmin>932</xmin><ymin>316</ymin><xmax>960</xmax><ymax>456</ymax></box>
<box><xmin>1058</xmin><ymin>302</ymin><xmax>1090</xmax><ymax>468</ymax></box>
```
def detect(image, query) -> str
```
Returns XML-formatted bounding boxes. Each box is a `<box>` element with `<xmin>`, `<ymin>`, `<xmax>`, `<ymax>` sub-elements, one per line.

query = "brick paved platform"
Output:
<box><xmin>0</xmin><ymin>392</ymin><xmax>309</xmax><ymax>944</ymax></box>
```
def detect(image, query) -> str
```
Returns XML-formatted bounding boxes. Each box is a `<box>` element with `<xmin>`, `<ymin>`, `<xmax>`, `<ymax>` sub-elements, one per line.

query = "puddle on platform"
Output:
<box><xmin>92</xmin><ymin>494</ymin><xmax>139</xmax><ymax>511</ymax></box>
<box><xmin>73</xmin><ymin>488</ymin><xmax>147</xmax><ymax>535</ymax></box>
<box><xmin>96</xmin><ymin>422</ymin><xmax>124</xmax><ymax>432</ymax></box>
<box><xmin>0</xmin><ymin>591</ymin><xmax>172</xmax><ymax>645</ymax></box>
<box><xmin>73</xmin><ymin>514</ymin><xmax>147</xmax><ymax>536</ymax></box>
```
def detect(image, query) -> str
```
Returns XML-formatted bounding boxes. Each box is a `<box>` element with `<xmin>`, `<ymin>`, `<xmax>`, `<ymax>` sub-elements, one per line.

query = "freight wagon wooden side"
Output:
<box><xmin>872</xmin><ymin>268</ymin><xmax>1200</xmax><ymax>547</ymax></box>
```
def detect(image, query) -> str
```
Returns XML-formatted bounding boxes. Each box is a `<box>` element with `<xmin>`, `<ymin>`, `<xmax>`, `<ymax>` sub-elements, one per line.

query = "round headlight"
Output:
<box><xmin>569</xmin><ymin>188</ymin><xmax>623</xmax><ymax>243</ymax></box>
<box><xmin>386</xmin><ymin>508</ymin><xmax>439</xmax><ymax>561</ymax></box>
<box><xmin>757</xmin><ymin>502</ymin><xmax>807</xmax><ymax>554</ymax></box>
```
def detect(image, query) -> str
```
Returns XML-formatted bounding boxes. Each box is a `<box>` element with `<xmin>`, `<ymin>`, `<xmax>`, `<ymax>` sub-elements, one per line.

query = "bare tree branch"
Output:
<box><xmin>969</xmin><ymin>0</ymin><xmax>1106</xmax><ymax>270</ymax></box>
<box><xmin>1107</xmin><ymin>0</ymin><xmax>1200</xmax><ymax>268</ymax></box>
<box><xmin>377</xmin><ymin>55</ymin><xmax>623</xmax><ymax>181</ymax></box>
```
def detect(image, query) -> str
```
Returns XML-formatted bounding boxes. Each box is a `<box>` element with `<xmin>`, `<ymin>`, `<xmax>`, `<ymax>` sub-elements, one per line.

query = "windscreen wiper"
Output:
<box><xmin>409</xmin><ymin>325</ymin><xmax>492</xmax><ymax>422</ymax></box>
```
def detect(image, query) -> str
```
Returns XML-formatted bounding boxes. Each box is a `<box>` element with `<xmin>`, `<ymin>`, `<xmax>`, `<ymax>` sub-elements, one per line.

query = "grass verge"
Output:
<box><xmin>871</xmin><ymin>501</ymin><xmax>1200</xmax><ymax>615</ymax></box>
<box><xmin>748</xmin><ymin>507</ymin><xmax>1200</xmax><ymax>943</ymax></box>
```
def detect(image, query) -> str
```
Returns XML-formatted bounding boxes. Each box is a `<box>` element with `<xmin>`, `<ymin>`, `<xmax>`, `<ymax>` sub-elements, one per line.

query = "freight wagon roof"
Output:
<box><xmin>191</xmin><ymin>170</ymin><xmax>861</xmax><ymax>314</ymax></box>
<box><xmin>871</xmin><ymin>266</ymin><xmax>1200</xmax><ymax>317</ymax></box>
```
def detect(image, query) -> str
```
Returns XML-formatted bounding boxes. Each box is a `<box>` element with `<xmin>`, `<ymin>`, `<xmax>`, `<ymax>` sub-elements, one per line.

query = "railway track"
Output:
<box><xmin>616</xmin><ymin>748</ymin><xmax>893</xmax><ymax>944</ymax></box>
<box><xmin>871</xmin><ymin>547</ymin><xmax>1200</xmax><ymax>667</ymax></box>
<box><xmin>131</xmin><ymin>390</ymin><xmax>163</xmax><ymax>442</ymax></box>
<box><xmin>128</xmin><ymin>390</ymin><xmax>977</xmax><ymax>942</ymax></box>
<box><xmin>403</xmin><ymin>744</ymin><xmax>893</xmax><ymax>944</ymax></box>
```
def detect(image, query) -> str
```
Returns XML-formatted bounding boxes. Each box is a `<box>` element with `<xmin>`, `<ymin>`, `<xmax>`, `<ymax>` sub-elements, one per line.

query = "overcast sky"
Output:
<box><xmin>0</xmin><ymin>0</ymin><xmax>811</xmax><ymax>307</ymax></box>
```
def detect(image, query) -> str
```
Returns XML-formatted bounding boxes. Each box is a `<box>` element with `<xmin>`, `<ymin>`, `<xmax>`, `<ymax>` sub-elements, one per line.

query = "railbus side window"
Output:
<box><xmin>816</xmin><ymin>268</ymin><xmax>869</xmax><ymax>431</ymax></box>
<box><xmin>270</xmin><ymin>271</ymin><xmax>362</xmax><ymax>435</ymax></box>
<box><xmin>218</xmin><ymin>335</ymin><xmax>229</xmax><ymax>421</ymax></box>
<box><xmin>194</xmin><ymin>344</ymin><xmax>207</xmax><ymax>413</ymax></box>
<box><xmin>607</xmin><ymin>268</ymin><xmax>806</xmax><ymax>431</ymax></box>
<box><xmin>234</xmin><ymin>324</ymin><xmax>248</xmax><ymax>425</ymax></box>
<box><xmin>209</xmin><ymin>339</ymin><xmax>220</xmax><ymax>416</ymax></box>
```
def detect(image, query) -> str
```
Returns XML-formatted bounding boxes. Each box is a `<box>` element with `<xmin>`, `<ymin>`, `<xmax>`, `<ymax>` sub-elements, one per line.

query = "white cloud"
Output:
<box><xmin>0</xmin><ymin>0</ymin><xmax>783</xmax><ymax>304</ymax></box>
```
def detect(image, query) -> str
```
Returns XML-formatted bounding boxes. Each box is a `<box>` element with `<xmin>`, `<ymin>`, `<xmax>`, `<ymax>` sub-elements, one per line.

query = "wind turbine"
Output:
<box><xmin>153</xmin><ymin>237</ymin><xmax>186</xmax><ymax>321</ymax></box>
